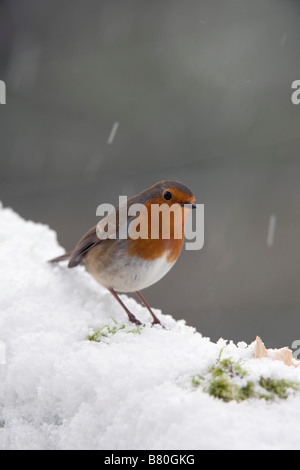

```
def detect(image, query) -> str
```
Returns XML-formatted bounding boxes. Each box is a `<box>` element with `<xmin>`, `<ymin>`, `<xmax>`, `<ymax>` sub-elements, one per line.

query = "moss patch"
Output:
<box><xmin>88</xmin><ymin>318</ymin><xmax>143</xmax><ymax>342</ymax></box>
<box><xmin>192</xmin><ymin>350</ymin><xmax>300</xmax><ymax>403</ymax></box>
<box><xmin>258</xmin><ymin>377</ymin><xmax>300</xmax><ymax>401</ymax></box>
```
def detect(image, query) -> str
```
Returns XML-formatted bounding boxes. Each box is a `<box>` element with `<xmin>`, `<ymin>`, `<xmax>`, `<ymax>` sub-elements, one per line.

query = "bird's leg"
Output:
<box><xmin>108</xmin><ymin>288</ymin><xmax>142</xmax><ymax>325</ymax></box>
<box><xmin>135</xmin><ymin>291</ymin><xmax>163</xmax><ymax>327</ymax></box>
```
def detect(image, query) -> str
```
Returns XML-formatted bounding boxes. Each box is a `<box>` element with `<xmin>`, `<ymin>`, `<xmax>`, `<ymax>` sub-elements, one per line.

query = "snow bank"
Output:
<box><xmin>1</xmin><ymin>206</ymin><xmax>300</xmax><ymax>450</ymax></box>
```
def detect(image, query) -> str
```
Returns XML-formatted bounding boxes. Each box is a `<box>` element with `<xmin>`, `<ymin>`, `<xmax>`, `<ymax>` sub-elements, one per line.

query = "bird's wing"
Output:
<box><xmin>68</xmin><ymin>225</ymin><xmax>100</xmax><ymax>267</ymax></box>
<box><xmin>68</xmin><ymin>198</ymin><xmax>135</xmax><ymax>268</ymax></box>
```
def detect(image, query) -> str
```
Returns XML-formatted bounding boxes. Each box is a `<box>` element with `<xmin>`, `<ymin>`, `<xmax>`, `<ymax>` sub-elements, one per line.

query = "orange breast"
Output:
<box><xmin>126</xmin><ymin>199</ymin><xmax>188</xmax><ymax>262</ymax></box>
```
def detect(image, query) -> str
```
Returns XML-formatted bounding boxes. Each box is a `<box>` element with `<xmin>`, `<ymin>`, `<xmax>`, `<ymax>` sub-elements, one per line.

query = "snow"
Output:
<box><xmin>1</xmin><ymin>206</ymin><xmax>300</xmax><ymax>450</ymax></box>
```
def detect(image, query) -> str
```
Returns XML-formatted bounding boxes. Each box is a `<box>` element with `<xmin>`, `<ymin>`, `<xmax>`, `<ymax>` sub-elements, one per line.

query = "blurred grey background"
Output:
<box><xmin>1</xmin><ymin>0</ymin><xmax>300</xmax><ymax>348</ymax></box>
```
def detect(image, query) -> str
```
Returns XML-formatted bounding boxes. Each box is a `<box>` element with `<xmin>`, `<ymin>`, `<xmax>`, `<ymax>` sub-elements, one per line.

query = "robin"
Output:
<box><xmin>49</xmin><ymin>180</ymin><xmax>196</xmax><ymax>326</ymax></box>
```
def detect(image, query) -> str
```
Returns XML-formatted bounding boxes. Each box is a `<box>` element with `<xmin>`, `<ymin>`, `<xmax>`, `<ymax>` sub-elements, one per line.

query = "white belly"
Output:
<box><xmin>93</xmin><ymin>254</ymin><xmax>176</xmax><ymax>293</ymax></box>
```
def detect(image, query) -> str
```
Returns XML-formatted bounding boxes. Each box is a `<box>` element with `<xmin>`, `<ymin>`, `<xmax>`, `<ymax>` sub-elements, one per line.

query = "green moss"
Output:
<box><xmin>88</xmin><ymin>318</ymin><xmax>143</xmax><ymax>342</ymax></box>
<box><xmin>209</xmin><ymin>357</ymin><xmax>248</xmax><ymax>380</ymax></box>
<box><xmin>192</xmin><ymin>375</ymin><xmax>203</xmax><ymax>387</ymax></box>
<box><xmin>126</xmin><ymin>326</ymin><xmax>143</xmax><ymax>335</ymax></box>
<box><xmin>88</xmin><ymin>317</ymin><xmax>126</xmax><ymax>342</ymax></box>
<box><xmin>192</xmin><ymin>351</ymin><xmax>300</xmax><ymax>403</ymax></box>
<box><xmin>259</xmin><ymin>376</ymin><xmax>300</xmax><ymax>400</ymax></box>
<box><xmin>206</xmin><ymin>370</ymin><xmax>254</xmax><ymax>403</ymax></box>
<box><xmin>240</xmin><ymin>380</ymin><xmax>256</xmax><ymax>399</ymax></box>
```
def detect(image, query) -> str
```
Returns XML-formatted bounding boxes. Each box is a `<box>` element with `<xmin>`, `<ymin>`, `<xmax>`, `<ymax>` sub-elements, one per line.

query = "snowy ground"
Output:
<box><xmin>1</xmin><ymin>206</ymin><xmax>300</xmax><ymax>450</ymax></box>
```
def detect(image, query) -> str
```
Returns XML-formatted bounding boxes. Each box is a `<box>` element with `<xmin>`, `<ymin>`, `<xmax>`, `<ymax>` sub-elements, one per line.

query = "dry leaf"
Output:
<box><xmin>253</xmin><ymin>336</ymin><xmax>300</xmax><ymax>368</ymax></box>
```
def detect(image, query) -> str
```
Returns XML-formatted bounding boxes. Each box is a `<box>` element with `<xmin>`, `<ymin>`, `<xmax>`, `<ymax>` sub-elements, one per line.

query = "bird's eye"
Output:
<box><xmin>163</xmin><ymin>191</ymin><xmax>172</xmax><ymax>201</ymax></box>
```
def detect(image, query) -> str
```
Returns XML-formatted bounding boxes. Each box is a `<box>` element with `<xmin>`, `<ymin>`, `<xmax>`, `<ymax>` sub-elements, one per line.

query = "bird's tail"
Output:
<box><xmin>48</xmin><ymin>251</ymin><xmax>72</xmax><ymax>264</ymax></box>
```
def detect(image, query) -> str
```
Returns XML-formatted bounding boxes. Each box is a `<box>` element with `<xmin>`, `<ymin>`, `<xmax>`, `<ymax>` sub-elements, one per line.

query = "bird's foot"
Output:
<box><xmin>151</xmin><ymin>318</ymin><xmax>166</xmax><ymax>329</ymax></box>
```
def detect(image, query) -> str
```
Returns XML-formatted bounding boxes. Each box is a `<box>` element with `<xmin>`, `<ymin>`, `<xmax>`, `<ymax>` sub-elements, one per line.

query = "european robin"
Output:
<box><xmin>49</xmin><ymin>180</ymin><xmax>196</xmax><ymax>326</ymax></box>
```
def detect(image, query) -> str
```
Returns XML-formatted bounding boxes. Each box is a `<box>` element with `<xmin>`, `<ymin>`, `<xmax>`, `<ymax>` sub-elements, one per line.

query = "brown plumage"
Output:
<box><xmin>49</xmin><ymin>180</ymin><xmax>196</xmax><ymax>326</ymax></box>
